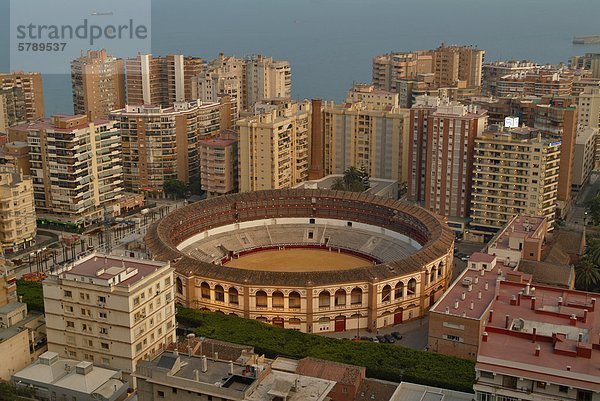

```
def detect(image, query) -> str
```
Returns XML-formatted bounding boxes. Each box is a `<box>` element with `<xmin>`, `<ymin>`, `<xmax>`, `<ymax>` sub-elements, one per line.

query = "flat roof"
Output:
<box><xmin>60</xmin><ymin>253</ymin><xmax>169</xmax><ymax>287</ymax></box>
<box><xmin>477</xmin><ymin>281</ymin><xmax>600</xmax><ymax>391</ymax></box>
<box><xmin>245</xmin><ymin>370</ymin><xmax>335</xmax><ymax>401</ymax></box>
<box><xmin>489</xmin><ymin>215</ymin><xmax>546</xmax><ymax>251</ymax></box>
<box><xmin>390</xmin><ymin>381</ymin><xmax>473</xmax><ymax>401</ymax></box>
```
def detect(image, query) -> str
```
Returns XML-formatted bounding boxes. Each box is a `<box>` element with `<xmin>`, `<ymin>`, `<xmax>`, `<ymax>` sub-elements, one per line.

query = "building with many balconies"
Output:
<box><xmin>43</xmin><ymin>253</ymin><xmax>176</xmax><ymax>384</ymax></box>
<box><xmin>0</xmin><ymin>167</ymin><xmax>35</xmax><ymax>253</ymax></box>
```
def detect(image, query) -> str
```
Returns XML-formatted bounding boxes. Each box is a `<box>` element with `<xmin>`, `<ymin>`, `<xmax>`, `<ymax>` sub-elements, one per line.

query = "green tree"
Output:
<box><xmin>163</xmin><ymin>179</ymin><xmax>187</xmax><ymax>200</ymax></box>
<box><xmin>574</xmin><ymin>256</ymin><xmax>600</xmax><ymax>292</ymax></box>
<box><xmin>585</xmin><ymin>192</ymin><xmax>600</xmax><ymax>225</ymax></box>
<box><xmin>331</xmin><ymin>167</ymin><xmax>370</xmax><ymax>192</ymax></box>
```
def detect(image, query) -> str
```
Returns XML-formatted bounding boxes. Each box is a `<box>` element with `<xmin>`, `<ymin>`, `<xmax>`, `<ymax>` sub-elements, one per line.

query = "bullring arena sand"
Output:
<box><xmin>223</xmin><ymin>248</ymin><xmax>373</xmax><ymax>272</ymax></box>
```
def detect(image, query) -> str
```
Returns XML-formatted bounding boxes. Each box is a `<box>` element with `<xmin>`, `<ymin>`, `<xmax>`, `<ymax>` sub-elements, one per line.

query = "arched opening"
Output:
<box><xmin>334</xmin><ymin>289</ymin><xmax>346</xmax><ymax>307</ymax></box>
<box><xmin>319</xmin><ymin>291</ymin><xmax>331</xmax><ymax>308</ymax></box>
<box><xmin>394</xmin><ymin>282</ymin><xmax>404</xmax><ymax>299</ymax></box>
<box><xmin>288</xmin><ymin>318</ymin><xmax>301</xmax><ymax>329</ymax></box>
<box><xmin>256</xmin><ymin>290</ymin><xmax>267</xmax><ymax>307</ymax></box>
<box><xmin>176</xmin><ymin>277</ymin><xmax>183</xmax><ymax>294</ymax></box>
<box><xmin>407</xmin><ymin>278</ymin><xmax>417</xmax><ymax>296</ymax></box>
<box><xmin>350</xmin><ymin>288</ymin><xmax>362</xmax><ymax>305</ymax></box>
<box><xmin>214</xmin><ymin>285</ymin><xmax>225</xmax><ymax>302</ymax></box>
<box><xmin>229</xmin><ymin>313</ymin><xmax>238</xmax><ymax>317</ymax></box>
<box><xmin>215</xmin><ymin>310</ymin><xmax>225</xmax><ymax>314</ymax></box>
<box><xmin>272</xmin><ymin>317</ymin><xmax>284</xmax><ymax>328</ymax></box>
<box><xmin>429</xmin><ymin>269</ymin><xmax>435</xmax><ymax>284</ymax></box>
<box><xmin>437</xmin><ymin>263</ymin><xmax>444</xmax><ymax>280</ymax></box>
<box><xmin>272</xmin><ymin>291</ymin><xmax>284</xmax><ymax>309</ymax></box>
<box><xmin>256</xmin><ymin>316</ymin><xmax>268</xmax><ymax>323</ymax></box>
<box><xmin>289</xmin><ymin>291</ymin><xmax>301</xmax><ymax>309</ymax></box>
<box><xmin>381</xmin><ymin>285</ymin><xmax>392</xmax><ymax>303</ymax></box>
<box><xmin>200</xmin><ymin>282</ymin><xmax>210</xmax><ymax>299</ymax></box>
<box><xmin>228</xmin><ymin>287</ymin><xmax>239</xmax><ymax>305</ymax></box>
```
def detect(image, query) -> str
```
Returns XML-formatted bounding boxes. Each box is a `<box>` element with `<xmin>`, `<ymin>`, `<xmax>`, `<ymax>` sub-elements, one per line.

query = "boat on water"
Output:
<box><xmin>573</xmin><ymin>35</ymin><xmax>600</xmax><ymax>44</ymax></box>
<box><xmin>91</xmin><ymin>11</ymin><xmax>114</xmax><ymax>16</ymax></box>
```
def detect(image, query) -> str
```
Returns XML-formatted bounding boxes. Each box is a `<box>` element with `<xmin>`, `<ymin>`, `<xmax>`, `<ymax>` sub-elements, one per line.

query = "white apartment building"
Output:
<box><xmin>43</xmin><ymin>253</ymin><xmax>176</xmax><ymax>383</ymax></box>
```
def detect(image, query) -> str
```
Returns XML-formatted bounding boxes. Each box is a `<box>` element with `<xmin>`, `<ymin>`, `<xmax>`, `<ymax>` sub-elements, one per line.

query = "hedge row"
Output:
<box><xmin>177</xmin><ymin>308</ymin><xmax>475</xmax><ymax>393</ymax></box>
<box><xmin>16</xmin><ymin>280</ymin><xmax>44</xmax><ymax>312</ymax></box>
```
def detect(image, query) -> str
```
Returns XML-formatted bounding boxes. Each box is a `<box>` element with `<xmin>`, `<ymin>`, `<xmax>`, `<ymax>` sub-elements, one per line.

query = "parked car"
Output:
<box><xmin>391</xmin><ymin>331</ymin><xmax>403</xmax><ymax>340</ymax></box>
<box><xmin>372</xmin><ymin>337</ymin><xmax>380</xmax><ymax>343</ymax></box>
<box><xmin>360</xmin><ymin>336</ymin><xmax>372</xmax><ymax>342</ymax></box>
<box><xmin>460</xmin><ymin>255</ymin><xmax>470</xmax><ymax>261</ymax></box>
<box><xmin>376</xmin><ymin>335</ymin><xmax>387</xmax><ymax>343</ymax></box>
<box><xmin>384</xmin><ymin>334</ymin><xmax>395</xmax><ymax>343</ymax></box>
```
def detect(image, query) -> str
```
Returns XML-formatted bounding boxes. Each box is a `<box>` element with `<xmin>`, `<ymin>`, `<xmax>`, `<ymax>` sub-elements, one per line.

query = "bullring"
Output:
<box><xmin>145</xmin><ymin>189</ymin><xmax>454</xmax><ymax>333</ymax></box>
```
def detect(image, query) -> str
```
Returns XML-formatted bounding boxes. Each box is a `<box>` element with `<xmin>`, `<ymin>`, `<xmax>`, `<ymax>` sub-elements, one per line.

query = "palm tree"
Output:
<box><xmin>574</xmin><ymin>257</ymin><xmax>600</xmax><ymax>292</ymax></box>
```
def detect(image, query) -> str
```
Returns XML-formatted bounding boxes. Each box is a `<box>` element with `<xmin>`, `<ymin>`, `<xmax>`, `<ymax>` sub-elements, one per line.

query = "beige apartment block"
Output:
<box><xmin>572</xmin><ymin>127</ymin><xmax>597</xmax><ymax>191</ymax></box>
<box><xmin>199</xmin><ymin>130</ymin><xmax>238</xmax><ymax>197</ymax></box>
<box><xmin>0</xmin><ymin>167</ymin><xmax>36</xmax><ymax>253</ymax></box>
<box><xmin>0</xmin><ymin>141</ymin><xmax>30</xmax><ymax>175</ymax></box>
<box><xmin>481</xmin><ymin>60</ymin><xmax>539</xmax><ymax>96</ymax></box>
<box><xmin>9</xmin><ymin>115</ymin><xmax>123</xmax><ymax>229</ymax></box>
<box><xmin>43</xmin><ymin>253</ymin><xmax>176</xmax><ymax>383</ymax></box>
<box><xmin>496</xmin><ymin>70</ymin><xmax>574</xmax><ymax>98</ymax></box>
<box><xmin>111</xmin><ymin>100</ymin><xmax>220</xmax><ymax>196</ymax></box>
<box><xmin>433</xmin><ymin>43</ymin><xmax>484</xmax><ymax>89</ymax></box>
<box><xmin>0</xmin><ymin>72</ymin><xmax>44</xmax><ymax>129</ymax></box>
<box><xmin>322</xmin><ymin>84</ymin><xmax>410</xmax><ymax>182</ymax></box>
<box><xmin>71</xmin><ymin>49</ymin><xmax>126</xmax><ymax>120</ymax></box>
<box><xmin>237</xmin><ymin>100</ymin><xmax>310</xmax><ymax>192</ymax></box>
<box><xmin>197</xmin><ymin>53</ymin><xmax>291</xmax><ymax>112</ymax></box>
<box><xmin>469</xmin><ymin>126</ymin><xmax>560</xmax><ymax>236</ymax></box>
<box><xmin>577</xmin><ymin>87</ymin><xmax>600</xmax><ymax>166</ymax></box>
<box><xmin>126</xmin><ymin>54</ymin><xmax>205</xmax><ymax>107</ymax></box>
<box><xmin>372</xmin><ymin>50</ymin><xmax>434</xmax><ymax>92</ymax></box>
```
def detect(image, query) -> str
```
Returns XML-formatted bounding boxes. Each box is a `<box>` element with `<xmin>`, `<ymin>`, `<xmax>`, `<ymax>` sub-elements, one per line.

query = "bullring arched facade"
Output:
<box><xmin>146</xmin><ymin>189</ymin><xmax>454</xmax><ymax>333</ymax></box>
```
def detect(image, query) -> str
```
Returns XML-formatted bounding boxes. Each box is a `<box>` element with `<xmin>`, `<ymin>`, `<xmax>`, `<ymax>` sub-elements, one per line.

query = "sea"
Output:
<box><xmin>2</xmin><ymin>0</ymin><xmax>600</xmax><ymax>116</ymax></box>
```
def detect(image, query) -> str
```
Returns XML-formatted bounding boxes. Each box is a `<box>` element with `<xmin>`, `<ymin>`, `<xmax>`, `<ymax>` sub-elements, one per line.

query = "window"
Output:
<box><xmin>536</xmin><ymin>381</ymin><xmax>546</xmax><ymax>389</ymax></box>
<box><xmin>165</xmin><ymin>277</ymin><xmax>171</xmax><ymax>286</ymax></box>
<box><xmin>99</xmin><ymin>327</ymin><xmax>108</xmax><ymax>335</ymax></box>
<box><xmin>502</xmin><ymin>376</ymin><xmax>517</xmax><ymax>389</ymax></box>
<box><xmin>289</xmin><ymin>291</ymin><xmax>300</xmax><ymax>308</ymax></box>
<box><xmin>479</xmin><ymin>371</ymin><xmax>494</xmax><ymax>379</ymax></box>
<box><xmin>64</xmin><ymin>290</ymin><xmax>72</xmax><ymax>298</ymax></box>
<box><xmin>66</xmin><ymin>321</ymin><xmax>75</xmax><ymax>328</ymax></box>
<box><xmin>65</xmin><ymin>305</ymin><xmax>74</xmax><ymax>313</ymax></box>
<box><xmin>87</xmin><ymin>339</ymin><xmax>93</xmax><ymax>347</ymax></box>
<box><xmin>68</xmin><ymin>351</ymin><xmax>77</xmax><ymax>358</ymax></box>
<box><xmin>134</xmin><ymin>297</ymin><xmax>140</xmax><ymax>306</ymax></box>
<box><xmin>319</xmin><ymin>291</ymin><xmax>330</xmax><ymax>308</ymax></box>
<box><xmin>99</xmin><ymin>312</ymin><xmax>107</xmax><ymax>319</ymax></box>
<box><xmin>157</xmin><ymin>391</ymin><xmax>165</xmax><ymax>398</ymax></box>
<box><xmin>102</xmin><ymin>357</ymin><xmax>110</xmax><ymax>365</ymax></box>
<box><xmin>351</xmin><ymin>288</ymin><xmax>362</xmax><ymax>305</ymax></box>
<box><xmin>228</xmin><ymin>288</ymin><xmax>239</xmax><ymax>305</ymax></box>
<box><xmin>201</xmin><ymin>282</ymin><xmax>211</xmax><ymax>299</ymax></box>
<box><xmin>381</xmin><ymin>285</ymin><xmax>391</xmax><ymax>302</ymax></box>
<box><xmin>101</xmin><ymin>342</ymin><xmax>109</xmax><ymax>350</ymax></box>
<box><xmin>256</xmin><ymin>290</ymin><xmax>267</xmax><ymax>307</ymax></box>
<box><xmin>577</xmin><ymin>390</ymin><xmax>592</xmax><ymax>401</ymax></box>
<box><xmin>98</xmin><ymin>296</ymin><xmax>106</xmax><ymax>303</ymax></box>
<box><xmin>136</xmin><ymin>343</ymin><xmax>142</xmax><ymax>353</ymax></box>
<box><xmin>476</xmin><ymin>392</ymin><xmax>492</xmax><ymax>401</ymax></box>
<box><xmin>559</xmin><ymin>386</ymin><xmax>569</xmax><ymax>393</ymax></box>
<box><xmin>272</xmin><ymin>291</ymin><xmax>284</xmax><ymax>308</ymax></box>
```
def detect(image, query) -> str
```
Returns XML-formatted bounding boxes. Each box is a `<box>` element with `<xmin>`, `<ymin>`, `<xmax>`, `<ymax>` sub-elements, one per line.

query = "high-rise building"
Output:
<box><xmin>572</xmin><ymin>127</ymin><xmax>597</xmax><ymax>191</ymax></box>
<box><xmin>372</xmin><ymin>51</ymin><xmax>434</xmax><ymax>92</ymax></box>
<box><xmin>110</xmin><ymin>100</ymin><xmax>220</xmax><ymax>196</ymax></box>
<box><xmin>0</xmin><ymin>167</ymin><xmax>36</xmax><ymax>254</ymax></box>
<box><xmin>0</xmin><ymin>72</ymin><xmax>44</xmax><ymax>131</ymax></box>
<box><xmin>481</xmin><ymin>60</ymin><xmax>539</xmax><ymax>96</ymax></box>
<box><xmin>433</xmin><ymin>43</ymin><xmax>484</xmax><ymax>89</ymax></box>
<box><xmin>237</xmin><ymin>100</ymin><xmax>310</xmax><ymax>192</ymax></box>
<box><xmin>469</xmin><ymin>126</ymin><xmax>561</xmax><ymax>236</ymax></box>
<box><xmin>496</xmin><ymin>70</ymin><xmax>574</xmax><ymax>98</ymax></box>
<box><xmin>408</xmin><ymin>97</ymin><xmax>487</xmax><ymax>223</ymax></box>
<box><xmin>198</xmin><ymin>130</ymin><xmax>238</xmax><ymax>197</ymax></box>
<box><xmin>533</xmin><ymin>97</ymin><xmax>577</xmax><ymax>217</ymax></box>
<box><xmin>321</xmin><ymin>84</ymin><xmax>410</xmax><ymax>182</ymax></box>
<box><xmin>71</xmin><ymin>49</ymin><xmax>126</xmax><ymax>120</ymax></box>
<box><xmin>8</xmin><ymin>115</ymin><xmax>123</xmax><ymax>229</ymax></box>
<box><xmin>125</xmin><ymin>54</ymin><xmax>205</xmax><ymax>106</ymax></box>
<box><xmin>578</xmin><ymin>87</ymin><xmax>600</xmax><ymax>129</ymax></box>
<box><xmin>43</xmin><ymin>253</ymin><xmax>176</xmax><ymax>383</ymax></box>
<box><xmin>197</xmin><ymin>54</ymin><xmax>291</xmax><ymax>112</ymax></box>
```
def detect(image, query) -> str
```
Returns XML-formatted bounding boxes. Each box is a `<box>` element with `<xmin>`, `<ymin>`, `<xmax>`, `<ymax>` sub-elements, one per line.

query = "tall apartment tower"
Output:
<box><xmin>125</xmin><ymin>54</ymin><xmax>205</xmax><ymax>106</ymax></box>
<box><xmin>244</xmin><ymin>55</ymin><xmax>291</xmax><ymax>110</ymax></box>
<box><xmin>372</xmin><ymin>51</ymin><xmax>434</xmax><ymax>92</ymax></box>
<box><xmin>577</xmin><ymin>87</ymin><xmax>600</xmax><ymax>166</ymax></box>
<box><xmin>533</xmin><ymin>97</ymin><xmax>577</xmax><ymax>217</ymax></box>
<box><xmin>408</xmin><ymin>97</ymin><xmax>487</xmax><ymax>221</ymax></box>
<box><xmin>322</xmin><ymin>84</ymin><xmax>410</xmax><ymax>182</ymax></box>
<box><xmin>197</xmin><ymin>54</ymin><xmax>291</xmax><ymax>112</ymax></box>
<box><xmin>237</xmin><ymin>100</ymin><xmax>310</xmax><ymax>192</ymax></box>
<box><xmin>470</xmin><ymin>126</ymin><xmax>561</xmax><ymax>238</ymax></box>
<box><xmin>43</xmin><ymin>253</ymin><xmax>176</xmax><ymax>383</ymax></box>
<box><xmin>110</xmin><ymin>100</ymin><xmax>220</xmax><ymax>196</ymax></box>
<box><xmin>0</xmin><ymin>72</ymin><xmax>44</xmax><ymax>131</ymax></box>
<box><xmin>0</xmin><ymin>167</ymin><xmax>36</xmax><ymax>254</ymax></box>
<box><xmin>433</xmin><ymin>44</ymin><xmax>484</xmax><ymax>89</ymax></box>
<box><xmin>8</xmin><ymin>115</ymin><xmax>123</xmax><ymax>229</ymax></box>
<box><xmin>71</xmin><ymin>49</ymin><xmax>126</xmax><ymax>120</ymax></box>
<box><xmin>199</xmin><ymin>130</ymin><xmax>238</xmax><ymax>197</ymax></box>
